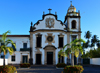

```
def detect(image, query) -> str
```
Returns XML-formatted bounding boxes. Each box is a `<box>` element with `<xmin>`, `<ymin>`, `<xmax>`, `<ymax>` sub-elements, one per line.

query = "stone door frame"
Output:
<box><xmin>22</xmin><ymin>55</ymin><xmax>28</xmax><ymax>63</ymax></box>
<box><xmin>35</xmin><ymin>49</ymin><xmax>42</xmax><ymax>64</ymax></box>
<box><xmin>44</xmin><ymin>46</ymin><xmax>56</xmax><ymax>65</ymax></box>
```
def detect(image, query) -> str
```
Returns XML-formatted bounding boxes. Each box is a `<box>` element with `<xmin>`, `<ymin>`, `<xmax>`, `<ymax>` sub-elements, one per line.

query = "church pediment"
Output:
<box><xmin>32</xmin><ymin>14</ymin><xmax>66</xmax><ymax>31</ymax></box>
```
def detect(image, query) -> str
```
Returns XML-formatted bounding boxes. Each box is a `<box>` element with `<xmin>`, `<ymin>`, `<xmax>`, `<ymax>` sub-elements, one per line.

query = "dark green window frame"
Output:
<box><xmin>11</xmin><ymin>55</ymin><xmax>15</xmax><ymax>61</ymax></box>
<box><xmin>23</xmin><ymin>43</ymin><xmax>27</xmax><ymax>48</ymax></box>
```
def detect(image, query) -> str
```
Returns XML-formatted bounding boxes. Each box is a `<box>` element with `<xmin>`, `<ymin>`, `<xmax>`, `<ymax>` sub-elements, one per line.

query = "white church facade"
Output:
<box><xmin>0</xmin><ymin>3</ymin><xmax>81</xmax><ymax>65</ymax></box>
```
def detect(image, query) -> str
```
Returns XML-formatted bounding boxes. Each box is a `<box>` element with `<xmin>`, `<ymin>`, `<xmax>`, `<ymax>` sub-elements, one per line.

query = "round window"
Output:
<box><xmin>47</xmin><ymin>36</ymin><xmax>53</xmax><ymax>42</ymax></box>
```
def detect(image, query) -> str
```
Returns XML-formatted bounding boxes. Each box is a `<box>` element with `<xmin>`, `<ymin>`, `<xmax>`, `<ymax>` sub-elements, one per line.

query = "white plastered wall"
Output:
<box><xmin>34</xmin><ymin>15</ymin><xmax>66</xmax><ymax>30</ymax></box>
<box><xmin>32</xmin><ymin>32</ymin><xmax>67</xmax><ymax>65</ymax></box>
<box><xmin>0</xmin><ymin>37</ymin><xmax>30</xmax><ymax>64</ymax></box>
<box><xmin>69</xmin><ymin>18</ymin><xmax>79</xmax><ymax>31</ymax></box>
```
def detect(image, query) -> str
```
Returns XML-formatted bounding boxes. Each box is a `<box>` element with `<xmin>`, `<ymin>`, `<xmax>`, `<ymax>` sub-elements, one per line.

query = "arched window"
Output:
<box><xmin>72</xmin><ymin>20</ymin><xmax>76</xmax><ymax>29</ymax></box>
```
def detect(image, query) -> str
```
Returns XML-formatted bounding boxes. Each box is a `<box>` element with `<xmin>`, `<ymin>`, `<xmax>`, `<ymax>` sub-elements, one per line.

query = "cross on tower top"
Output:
<box><xmin>48</xmin><ymin>8</ymin><xmax>52</xmax><ymax>14</ymax></box>
<box><xmin>70</xmin><ymin>1</ymin><xmax>72</xmax><ymax>6</ymax></box>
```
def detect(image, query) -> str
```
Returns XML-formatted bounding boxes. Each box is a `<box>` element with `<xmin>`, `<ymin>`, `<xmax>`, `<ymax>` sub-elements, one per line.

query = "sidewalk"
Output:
<box><xmin>9</xmin><ymin>64</ymin><xmax>100</xmax><ymax>73</ymax></box>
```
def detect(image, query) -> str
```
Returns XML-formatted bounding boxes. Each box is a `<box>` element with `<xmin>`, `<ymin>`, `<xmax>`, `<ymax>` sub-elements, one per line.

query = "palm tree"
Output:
<box><xmin>82</xmin><ymin>40</ymin><xmax>89</xmax><ymax>55</ymax></box>
<box><xmin>62</xmin><ymin>38</ymin><xmax>85</xmax><ymax>66</ymax></box>
<box><xmin>84</xmin><ymin>31</ymin><xmax>92</xmax><ymax>48</ymax></box>
<box><xmin>84</xmin><ymin>31</ymin><xmax>92</xmax><ymax>40</ymax></box>
<box><xmin>96</xmin><ymin>40</ymin><xmax>100</xmax><ymax>48</ymax></box>
<box><xmin>91</xmin><ymin>35</ymin><xmax>98</xmax><ymax>49</ymax></box>
<box><xmin>82</xmin><ymin>43</ymin><xmax>86</xmax><ymax>55</ymax></box>
<box><xmin>0</xmin><ymin>31</ymin><xmax>16</xmax><ymax>66</ymax></box>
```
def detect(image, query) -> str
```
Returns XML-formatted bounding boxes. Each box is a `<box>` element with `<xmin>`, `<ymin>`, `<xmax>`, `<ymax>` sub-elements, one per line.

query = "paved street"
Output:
<box><xmin>16</xmin><ymin>65</ymin><xmax>63</xmax><ymax>73</ymax></box>
<box><xmin>83</xmin><ymin>66</ymin><xmax>100</xmax><ymax>73</ymax></box>
<box><xmin>16</xmin><ymin>65</ymin><xmax>100</xmax><ymax>73</ymax></box>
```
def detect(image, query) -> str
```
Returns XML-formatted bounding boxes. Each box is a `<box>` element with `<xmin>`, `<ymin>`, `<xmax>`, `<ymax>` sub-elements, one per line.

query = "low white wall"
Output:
<box><xmin>90</xmin><ymin>58</ymin><xmax>100</xmax><ymax>65</ymax></box>
<box><xmin>0</xmin><ymin>59</ymin><xmax>8</xmax><ymax>66</ymax></box>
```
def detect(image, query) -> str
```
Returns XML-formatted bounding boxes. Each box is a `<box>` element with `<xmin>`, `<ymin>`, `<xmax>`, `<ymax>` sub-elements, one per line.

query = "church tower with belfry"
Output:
<box><xmin>64</xmin><ymin>1</ymin><xmax>82</xmax><ymax>64</ymax></box>
<box><xmin>64</xmin><ymin>1</ymin><xmax>81</xmax><ymax>32</ymax></box>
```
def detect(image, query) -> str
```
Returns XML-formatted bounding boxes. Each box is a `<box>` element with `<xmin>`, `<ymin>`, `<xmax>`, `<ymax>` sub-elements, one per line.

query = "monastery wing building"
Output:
<box><xmin>0</xmin><ymin>2</ymin><xmax>81</xmax><ymax>65</ymax></box>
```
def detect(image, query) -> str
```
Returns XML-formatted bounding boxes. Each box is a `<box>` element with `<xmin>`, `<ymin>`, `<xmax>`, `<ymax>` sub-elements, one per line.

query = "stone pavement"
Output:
<box><xmin>15</xmin><ymin>65</ymin><xmax>100</xmax><ymax>73</ymax></box>
<box><xmin>16</xmin><ymin>65</ymin><xmax>63</xmax><ymax>73</ymax></box>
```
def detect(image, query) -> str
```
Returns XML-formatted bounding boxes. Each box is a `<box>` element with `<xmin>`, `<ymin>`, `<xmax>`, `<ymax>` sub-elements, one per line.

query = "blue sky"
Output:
<box><xmin>0</xmin><ymin>0</ymin><xmax>100</xmax><ymax>42</ymax></box>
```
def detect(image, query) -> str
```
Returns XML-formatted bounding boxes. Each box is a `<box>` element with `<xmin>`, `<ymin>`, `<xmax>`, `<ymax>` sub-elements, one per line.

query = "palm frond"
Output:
<box><xmin>63</xmin><ymin>44</ymin><xmax>70</xmax><ymax>49</ymax></box>
<box><xmin>2</xmin><ymin>31</ymin><xmax>10</xmax><ymax>42</ymax></box>
<box><xmin>58</xmin><ymin>49</ymin><xmax>65</xmax><ymax>57</ymax></box>
<box><xmin>0</xmin><ymin>39</ymin><xmax>3</xmax><ymax>43</ymax></box>
<box><xmin>5</xmin><ymin>39</ymin><xmax>16</xmax><ymax>48</ymax></box>
<box><xmin>65</xmin><ymin>48</ymin><xmax>71</xmax><ymax>55</ymax></box>
<box><xmin>74</xmin><ymin>49</ymin><xmax>79</xmax><ymax>57</ymax></box>
<box><xmin>5</xmin><ymin>49</ymin><xmax>8</xmax><ymax>55</ymax></box>
<box><xmin>84</xmin><ymin>31</ymin><xmax>92</xmax><ymax>39</ymax></box>
<box><xmin>0</xmin><ymin>45</ymin><xmax>6</xmax><ymax>51</ymax></box>
<box><xmin>79</xmin><ymin>47</ymin><xmax>83</xmax><ymax>55</ymax></box>
<box><xmin>78</xmin><ymin>39</ymin><xmax>86</xmax><ymax>43</ymax></box>
<box><xmin>7</xmin><ymin>47</ymin><xmax>14</xmax><ymax>55</ymax></box>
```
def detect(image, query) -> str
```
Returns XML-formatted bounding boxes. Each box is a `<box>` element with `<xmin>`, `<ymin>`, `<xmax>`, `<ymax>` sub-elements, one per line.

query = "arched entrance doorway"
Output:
<box><xmin>43</xmin><ymin>45</ymin><xmax>57</xmax><ymax>65</ymax></box>
<box><xmin>47</xmin><ymin>52</ymin><xmax>53</xmax><ymax>64</ymax></box>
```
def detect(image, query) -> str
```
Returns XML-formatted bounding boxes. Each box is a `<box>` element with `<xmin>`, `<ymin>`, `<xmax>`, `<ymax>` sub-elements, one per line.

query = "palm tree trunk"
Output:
<box><xmin>3</xmin><ymin>53</ymin><xmax>5</xmax><ymax>66</ymax></box>
<box><xmin>60</xmin><ymin>56</ymin><xmax>62</xmax><ymax>63</ymax></box>
<box><xmin>71</xmin><ymin>53</ymin><xmax>74</xmax><ymax>66</ymax></box>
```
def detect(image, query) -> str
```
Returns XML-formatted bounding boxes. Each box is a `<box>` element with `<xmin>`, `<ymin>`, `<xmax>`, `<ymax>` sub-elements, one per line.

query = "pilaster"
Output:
<box><xmin>67</xmin><ymin>33</ymin><xmax>71</xmax><ymax>64</ymax></box>
<box><xmin>78</xmin><ymin>33</ymin><xmax>82</xmax><ymax>64</ymax></box>
<box><xmin>79</xmin><ymin>18</ymin><xmax>81</xmax><ymax>31</ymax></box>
<box><xmin>29</xmin><ymin>32</ymin><xmax>33</xmax><ymax>64</ymax></box>
<box><xmin>67</xmin><ymin>17</ymin><xmax>70</xmax><ymax>31</ymax></box>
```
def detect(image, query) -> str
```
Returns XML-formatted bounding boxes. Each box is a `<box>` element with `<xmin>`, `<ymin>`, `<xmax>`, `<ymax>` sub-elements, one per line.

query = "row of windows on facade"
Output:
<box><xmin>0</xmin><ymin>55</ymin><xmax>15</xmax><ymax>61</ymax></box>
<box><xmin>36</xmin><ymin>36</ymin><xmax>64</xmax><ymax>47</ymax></box>
<box><xmin>36</xmin><ymin>35</ymin><xmax>77</xmax><ymax>47</ymax></box>
<box><xmin>0</xmin><ymin>43</ymin><xmax>28</xmax><ymax>51</ymax></box>
<box><xmin>0</xmin><ymin>35</ymin><xmax>77</xmax><ymax>50</ymax></box>
<box><xmin>0</xmin><ymin>55</ymin><xmax>64</xmax><ymax>63</ymax></box>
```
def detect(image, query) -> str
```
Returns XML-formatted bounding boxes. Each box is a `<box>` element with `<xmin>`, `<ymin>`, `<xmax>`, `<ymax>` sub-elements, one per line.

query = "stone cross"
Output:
<box><xmin>70</xmin><ymin>1</ymin><xmax>72</xmax><ymax>6</ymax></box>
<box><xmin>48</xmin><ymin>8</ymin><xmax>52</xmax><ymax>13</ymax></box>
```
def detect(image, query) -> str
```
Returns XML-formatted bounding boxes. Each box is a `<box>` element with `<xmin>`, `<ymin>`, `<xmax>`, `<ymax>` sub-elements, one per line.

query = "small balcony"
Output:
<box><xmin>20</xmin><ymin>48</ymin><xmax>30</xmax><ymax>51</ymax></box>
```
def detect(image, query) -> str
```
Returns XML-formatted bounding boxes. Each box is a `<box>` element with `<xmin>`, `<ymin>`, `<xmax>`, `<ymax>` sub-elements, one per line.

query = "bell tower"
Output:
<box><xmin>64</xmin><ymin>1</ymin><xmax>81</xmax><ymax>32</ymax></box>
<box><xmin>64</xmin><ymin>2</ymin><xmax>82</xmax><ymax>64</ymax></box>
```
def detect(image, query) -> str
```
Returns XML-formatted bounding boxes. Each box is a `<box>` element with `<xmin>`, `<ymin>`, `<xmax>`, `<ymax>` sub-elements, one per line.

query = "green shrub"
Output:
<box><xmin>82</xmin><ymin>48</ymin><xmax>100</xmax><ymax>58</ymax></box>
<box><xmin>81</xmin><ymin>52</ymin><xmax>89</xmax><ymax>58</ymax></box>
<box><xmin>0</xmin><ymin>65</ymin><xmax>16</xmax><ymax>73</ymax></box>
<box><xmin>56</xmin><ymin>63</ymin><xmax>67</xmax><ymax>68</ymax></box>
<box><xmin>64</xmin><ymin>65</ymin><xmax>84</xmax><ymax>73</ymax></box>
<box><xmin>20</xmin><ymin>63</ymin><xmax>30</xmax><ymax>68</ymax></box>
